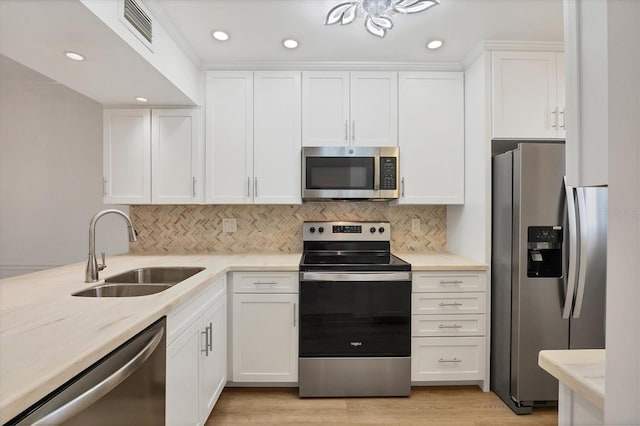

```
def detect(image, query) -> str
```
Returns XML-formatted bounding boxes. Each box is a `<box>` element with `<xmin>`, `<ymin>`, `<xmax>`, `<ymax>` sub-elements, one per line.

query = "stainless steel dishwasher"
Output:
<box><xmin>7</xmin><ymin>318</ymin><xmax>166</xmax><ymax>425</ymax></box>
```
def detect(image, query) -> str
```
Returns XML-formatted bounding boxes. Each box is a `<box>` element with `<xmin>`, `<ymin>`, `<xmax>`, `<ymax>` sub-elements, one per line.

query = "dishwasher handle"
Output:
<box><xmin>31</xmin><ymin>324</ymin><xmax>164</xmax><ymax>426</ymax></box>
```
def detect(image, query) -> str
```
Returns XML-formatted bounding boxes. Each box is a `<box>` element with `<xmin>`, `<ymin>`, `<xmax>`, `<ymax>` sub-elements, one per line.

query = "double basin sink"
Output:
<box><xmin>72</xmin><ymin>267</ymin><xmax>205</xmax><ymax>297</ymax></box>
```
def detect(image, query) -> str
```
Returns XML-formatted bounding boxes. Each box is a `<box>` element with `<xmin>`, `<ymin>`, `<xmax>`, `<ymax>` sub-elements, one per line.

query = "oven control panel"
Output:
<box><xmin>303</xmin><ymin>222</ymin><xmax>390</xmax><ymax>242</ymax></box>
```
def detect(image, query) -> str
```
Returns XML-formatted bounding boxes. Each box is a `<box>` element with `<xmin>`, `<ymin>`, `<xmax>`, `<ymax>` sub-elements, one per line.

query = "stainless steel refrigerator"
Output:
<box><xmin>491</xmin><ymin>143</ymin><xmax>607</xmax><ymax>414</ymax></box>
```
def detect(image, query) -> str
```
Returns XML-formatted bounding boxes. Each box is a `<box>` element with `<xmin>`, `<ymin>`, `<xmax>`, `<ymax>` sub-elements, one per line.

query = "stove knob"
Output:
<box><xmin>318</xmin><ymin>226</ymin><xmax>324</xmax><ymax>233</ymax></box>
<box><xmin>370</xmin><ymin>227</ymin><xmax>376</xmax><ymax>233</ymax></box>
<box><xmin>378</xmin><ymin>227</ymin><xmax>385</xmax><ymax>234</ymax></box>
<box><xmin>309</xmin><ymin>227</ymin><xmax>316</xmax><ymax>233</ymax></box>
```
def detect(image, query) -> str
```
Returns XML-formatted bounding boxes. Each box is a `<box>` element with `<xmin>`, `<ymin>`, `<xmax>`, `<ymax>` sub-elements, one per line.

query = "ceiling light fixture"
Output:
<box><xmin>325</xmin><ymin>0</ymin><xmax>440</xmax><ymax>38</ymax></box>
<box><xmin>64</xmin><ymin>51</ymin><xmax>85</xmax><ymax>61</ymax></box>
<box><xmin>211</xmin><ymin>30</ymin><xmax>229</xmax><ymax>41</ymax></box>
<box><xmin>135</xmin><ymin>97</ymin><xmax>149</xmax><ymax>103</ymax></box>
<box><xmin>283</xmin><ymin>39</ymin><xmax>299</xmax><ymax>49</ymax></box>
<box><xmin>426</xmin><ymin>39</ymin><xmax>443</xmax><ymax>49</ymax></box>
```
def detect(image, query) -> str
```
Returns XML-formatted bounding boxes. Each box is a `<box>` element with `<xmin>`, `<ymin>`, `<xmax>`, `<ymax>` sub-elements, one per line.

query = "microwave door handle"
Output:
<box><xmin>31</xmin><ymin>326</ymin><xmax>164</xmax><ymax>426</ymax></box>
<box><xmin>563</xmin><ymin>177</ymin><xmax>579</xmax><ymax>319</ymax></box>
<box><xmin>373</xmin><ymin>155</ymin><xmax>380</xmax><ymax>190</ymax></box>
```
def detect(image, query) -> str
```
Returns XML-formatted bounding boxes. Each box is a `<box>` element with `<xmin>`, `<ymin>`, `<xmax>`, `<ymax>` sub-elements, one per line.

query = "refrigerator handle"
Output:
<box><xmin>573</xmin><ymin>189</ymin><xmax>589</xmax><ymax>318</ymax></box>
<box><xmin>563</xmin><ymin>177</ymin><xmax>579</xmax><ymax>319</ymax></box>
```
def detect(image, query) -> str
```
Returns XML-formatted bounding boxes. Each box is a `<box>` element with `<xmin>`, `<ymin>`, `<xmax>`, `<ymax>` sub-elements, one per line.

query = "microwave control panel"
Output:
<box><xmin>380</xmin><ymin>157</ymin><xmax>397</xmax><ymax>190</ymax></box>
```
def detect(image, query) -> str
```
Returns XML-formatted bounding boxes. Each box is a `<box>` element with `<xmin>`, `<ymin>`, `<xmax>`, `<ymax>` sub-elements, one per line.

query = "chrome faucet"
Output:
<box><xmin>85</xmin><ymin>209</ymin><xmax>138</xmax><ymax>283</ymax></box>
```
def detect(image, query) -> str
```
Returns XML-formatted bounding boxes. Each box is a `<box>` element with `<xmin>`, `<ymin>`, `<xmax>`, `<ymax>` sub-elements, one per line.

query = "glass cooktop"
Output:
<box><xmin>300</xmin><ymin>251</ymin><xmax>410</xmax><ymax>272</ymax></box>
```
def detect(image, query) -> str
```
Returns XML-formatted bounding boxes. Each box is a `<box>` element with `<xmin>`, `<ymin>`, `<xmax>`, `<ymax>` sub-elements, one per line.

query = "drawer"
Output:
<box><xmin>412</xmin><ymin>314</ymin><xmax>486</xmax><ymax>337</ymax></box>
<box><xmin>412</xmin><ymin>272</ymin><xmax>486</xmax><ymax>293</ymax></box>
<box><xmin>167</xmin><ymin>276</ymin><xmax>226</xmax><ymax>344</ymax></box>
<box><xmin>231</xmin><ymin>271</ymin><xmax>299</xmax><ymax>294</ymax></box>
<box><xmin>412</xmin><ymin>292</ymin><xmax>486</xmax><ymax>315</ymax></box>
<box><xmin>411</xmin><ymin>337</ymin><xmax>485</xmax><ymax>381</ymax></box>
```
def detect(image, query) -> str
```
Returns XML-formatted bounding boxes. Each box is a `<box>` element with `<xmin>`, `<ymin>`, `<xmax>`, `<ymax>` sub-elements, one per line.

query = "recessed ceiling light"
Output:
<box><xmin>135</xmin><ymin>97</ymin><xmax>148</xmax><ymax>103</ymax></box>
<box><xmin>283</xmin><ymin>39</ymin><xmax>299</xmax><ymax>49</ymax></box>
<box><xmin>64</xmin><ymin>51</ymin><xmax>85</xmax><ymax>61</ymax></box>
<box><xmin>426</xmin><ymin>39</ymin><xmax>444</xmax><ymax>50</ymax></box>
<box><xmin>211</xmin><ymin>30</ymin><xmax>229</xmax><ymax>41</ymax></box>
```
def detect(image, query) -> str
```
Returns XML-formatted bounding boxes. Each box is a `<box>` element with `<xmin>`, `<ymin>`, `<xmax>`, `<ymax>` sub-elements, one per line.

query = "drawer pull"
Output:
<box><xmin>253</xmin><ymin>281</ymin><xmax>278</xmax><ymax>285</ymax></box>
<box><xmin>439</xmin><ymin>280</ymin><xmax>463</xmax><ymax>285</ymax></box>
<box><xmin>438</xmin><ymin>324</ymin><xmax>463</xmax><ymax>329</ymax></box>
<box><xmin>439</xmin><ymin>302</ymin><xmax>463</xmax><ymax>307</ymax></box>
<box><xmin>439</xmin><ymin>358</ymin><xmax>462</xmax><ymax>363</ymax></box>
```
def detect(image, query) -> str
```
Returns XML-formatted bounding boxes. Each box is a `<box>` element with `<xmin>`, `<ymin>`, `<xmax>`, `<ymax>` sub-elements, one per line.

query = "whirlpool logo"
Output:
<box><xmin>350</xmin><ymin>341</ymin><xmax>363</xmax><ymax>347</ymax></box>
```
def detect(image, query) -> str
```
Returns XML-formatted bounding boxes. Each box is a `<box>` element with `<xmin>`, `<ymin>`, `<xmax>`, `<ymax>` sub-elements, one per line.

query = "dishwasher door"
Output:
<box><xmin>8</xmin><ymin>317</ymin><xmax>166</xmax><ymax>426</ymax></box>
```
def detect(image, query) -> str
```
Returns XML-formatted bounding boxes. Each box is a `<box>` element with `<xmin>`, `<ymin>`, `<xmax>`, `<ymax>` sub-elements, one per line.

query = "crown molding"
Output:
<box><xmin>202</xmin><ymin>61</ymin><xmax>464</xmax><ymax>72</ymax></box>
<box><xmin>462</xmin><ymin>40</ymin><xmax>564</xmax><ymax>68</ymax></box>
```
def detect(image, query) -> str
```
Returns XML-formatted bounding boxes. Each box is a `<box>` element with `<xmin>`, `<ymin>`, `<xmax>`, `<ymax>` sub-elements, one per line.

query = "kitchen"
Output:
<box><xmin>0</xmin><ymin>0</ymin><xmax>638</xmax><ymax>425</ymax></box>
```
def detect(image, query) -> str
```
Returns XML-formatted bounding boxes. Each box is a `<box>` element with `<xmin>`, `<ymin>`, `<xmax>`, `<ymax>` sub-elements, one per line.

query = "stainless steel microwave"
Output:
<box><xmin>302</xmin><ymin>146</ymin><xmax>399</xmax><ymax>200</ymax></box>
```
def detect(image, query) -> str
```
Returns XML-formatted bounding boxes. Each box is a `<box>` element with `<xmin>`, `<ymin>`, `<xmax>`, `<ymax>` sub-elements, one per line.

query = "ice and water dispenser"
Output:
<box><xmin>527</xmin><ymin>226</ymin><xmax>563</xmax><ymax>278</ymax></box>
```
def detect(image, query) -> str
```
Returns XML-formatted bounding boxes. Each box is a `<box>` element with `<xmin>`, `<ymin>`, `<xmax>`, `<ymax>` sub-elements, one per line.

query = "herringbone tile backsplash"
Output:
<box><xmin>130</xmin><ymin>203</ymin><xmax>446</xmax><ymax>254</ymax></box>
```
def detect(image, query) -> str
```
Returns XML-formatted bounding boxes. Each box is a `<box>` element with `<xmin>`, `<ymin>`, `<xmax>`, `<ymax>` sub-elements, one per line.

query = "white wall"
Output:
<box><xmin>447</xmin><ymin>51</ymin><xmax>492</xmax><ymax>264</ymax></box>
<box><xmin>0</xmin><ymin>55</ymin><xmax>129</xmax><ymax>279</ymax></box>
<box><xmin>604</xmin><ymin>0</ymin><xmax>640</xmax><ymax>423</ymax></box>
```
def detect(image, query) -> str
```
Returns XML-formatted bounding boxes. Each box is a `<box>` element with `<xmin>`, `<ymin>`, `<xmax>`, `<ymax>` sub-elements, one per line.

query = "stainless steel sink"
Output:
<box><xmin>72</xmin><ymin>267</ymin><xmax>205</xmax><ymax>297</ymax></box>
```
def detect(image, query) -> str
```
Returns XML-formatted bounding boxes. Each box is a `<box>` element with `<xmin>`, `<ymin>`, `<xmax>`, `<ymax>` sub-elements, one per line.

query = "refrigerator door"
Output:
<box><xmin>511</xmin><ymin>144</ymin><xmax>568</xmax><ymax>404</ymax></box>
<box><xmin>569</xmin><ymin>186</ymin><xmax>607</xmax><ymax>348</ymax></box>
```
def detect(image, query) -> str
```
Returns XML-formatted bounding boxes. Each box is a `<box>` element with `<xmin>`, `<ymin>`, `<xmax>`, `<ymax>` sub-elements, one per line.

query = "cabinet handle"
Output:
<box><xmin>438</xmin><ymin>324</ymin><xmax>463</xmax><ymax>329</ymax></box>
<box><xmin>103</xmin><ymin>178</ymin><xmax>107</xmax><ymax>196</ymax></box>
<box><xmin>293</xmin><ymin>302</ymin><xmax>296</xmax><ymax>327</ymax></box>
<box><xmin>352</xmin><ymin>120</ymin><xmax>356</xmax><ymax>141</ymax></box>
<box><xmin>253</xmin><ymin>281</ymin><xmax>278</xmax><ymax>285</ymax></box>
<box><xmin>201</xmin><ymin>328</ymin><xmax>209</xmax><ymax>356</ymax></box>
<box><xmin>345</xmin><ymin>120</ymin><xmax>348</xmax><ymax>141</ymax></box>
<box><xmin>551</xmin><ymin>108</ymin><xmax>558</xmax><ymax>129</ymax></box>
<box><xmin>247</xmin><ymin>177</ymin><xmax>251</xmax><ymax>197</ymax></box>
<box><xmin>439</xmin><ymin>358</ymin><xmax>462</xmax><ymax>363</ymax></box>
<box><xmin>192</xmin><ymin>177</ymin><xmax>196</xmax><ymax>197</ymax></box>
<box><xmin>208</xmin><ymin>322</ymin><xmax>213</xmax><ymax>352</ymax></box>
<box><xmin>439</xmin><ymin>302</ymin><xmax>463</xmax><ymax>307</ymax></box>
<box><xmin>559</xmin><ymin>108</ymin><xmax>566</xmax><ymax>130</ymax></box>
<box><xmin>401</xmin><ymin>177</ymin><xmax>405</xmax><ymax>197</ymax></box>
<box><xmin>254</xmin><ymin>177</ymin><xmax>258</xmax><ymax>198</ymax></box>
<box><xmin>439</xmin><ymin>280</ymin><xmax>463</xmax><ymax>285</ymax></box>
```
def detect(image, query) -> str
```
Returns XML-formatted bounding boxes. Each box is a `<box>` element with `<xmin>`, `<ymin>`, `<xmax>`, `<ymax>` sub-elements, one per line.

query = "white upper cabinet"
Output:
<box><xmin>302</xmin><ymin>71</ymin><xmax>397</xmax><ymax>147</ymax></box>
<box><xmin>492</xmin><ymin>51</ymin><xmax>565</xmax><ymax>140</ymax></box>
<box><xmin>205</xmin><ymin>71</ymin><xmax>301</xmax><ymax>205</ymax></box>
<box><xmin>205</xmin><ymin>71</ymin><xmax>254</xmax><ymax>204</ymax></box>
<box><xmin>103</xmin><ymin>109</ymin><xmax>151</xmax><ymax>204</ymax></box>
<box><xmin>563</xmin><ymin>0</ymin><xmax>608</xmax><ymax>187</ymax></box>
<box><xmin>253</xmin><ymin>72</ymin><xmax>302</xmax><ymax>204</ymax></box>
<box><xmin>350</xmin><ymin>72</ymin><xmax>398</xmax><ymax>147</ymax></box>
<box><xmin>398</xmin><ymin>72</ymin><xmax>464</xmax><ymax>205</ymax></box>
<box><xmin>151</xmin><ymin>109</ymin><xmax>202</xmax><ymax>204</ymax></box>
<box><xmin>302</xmin><ymin>72</ymin><xmax>350</xmax><ymax>146</ymax></box>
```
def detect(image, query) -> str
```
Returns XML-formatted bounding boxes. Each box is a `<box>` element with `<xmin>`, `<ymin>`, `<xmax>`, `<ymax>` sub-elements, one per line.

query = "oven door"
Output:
<box><xmin>299</xmin><ymin>272</ymin><xmax>411</xmax><ymax>357</ymax></box>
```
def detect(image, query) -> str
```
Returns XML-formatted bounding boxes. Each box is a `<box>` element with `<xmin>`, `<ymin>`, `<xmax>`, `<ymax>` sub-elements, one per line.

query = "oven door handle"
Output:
<box><xmin>300</xmin><ymin>272</ymin><xmax>411</xmax><ymax>282</ymax></box>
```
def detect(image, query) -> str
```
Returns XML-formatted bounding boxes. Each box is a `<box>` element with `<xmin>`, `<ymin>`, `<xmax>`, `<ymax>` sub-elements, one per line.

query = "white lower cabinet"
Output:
<box><xmin>411</xmin><ymin>271</ymin><xmax>488</xmax><ymax>390</ymax></box>
<box><xmin>166</xmin><ymin>277</ymin><xmax>226</xmax><ymax>426</ymax></box>
<box><xmin>230</xmin><ymin>272</ymin><xmax>298</xmax><ymax>383</ymax></box>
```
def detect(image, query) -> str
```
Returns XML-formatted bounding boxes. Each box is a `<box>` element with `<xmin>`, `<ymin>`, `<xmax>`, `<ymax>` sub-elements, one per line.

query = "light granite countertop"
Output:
<box><xmin>539</xmin><ymin>349</ymin><xmax>605</xmax><ymax>409</ymax></box>
<box><xmin>0</xmin><ymin>251</ymin><xmax>486</xmax><ymax>423</ymax></box>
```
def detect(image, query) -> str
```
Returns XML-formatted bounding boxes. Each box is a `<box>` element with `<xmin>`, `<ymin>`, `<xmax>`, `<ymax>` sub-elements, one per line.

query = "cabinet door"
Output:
<box><xmin>151</xmin><ymin>109</ymin><xmax>202</xmax><ymax>204</ymax></box>
<box><xmin>232</xmin><ymin>293</ymin><xmax>298</xmax><ymax>382</ymax></box>
<box><xmin>253</xmin><ymin>72</ymin><xmax>302</xmax><ymax>204</ymax></box>
<box><xmin>398</xmin><ymin>72</ymin><xmax>464</xmax><ymax>205</ymax></box>
<box><xmin>492</xmin><ymin>51</ymin><xmax>560</xmax><ymax>139</ymax></box>
<box><xmin>556</xmin><ymin>53</ymin><xmax>566</xmax><ymax>140</ymax></box>
<box><xmin>167</xmin><ymin>319</ymin><xmax>201</xmax><ymax>426</ymax></box>
<box><xmin>205</xmin><ymin>72</ymin><xmax>253</xmax><ymax>204</ymax></box>
<box><xmin>350</xmin><ymin>72</ymin><xmax>398</xmax><ymax>147</ymax></box>
<box><xmin>200</xmin><ymin>296</ymin><xmax>226</xmax><ymax>422</ymax></box>
<box><xmin>103</xmin><ymin>109</ymin><xmax>151</xmax><ymax>204</ymax></box>
<box><xmin>301</xmin><ymin>71</ymin><xmax>350</xmax><ymax>147</ymax></box>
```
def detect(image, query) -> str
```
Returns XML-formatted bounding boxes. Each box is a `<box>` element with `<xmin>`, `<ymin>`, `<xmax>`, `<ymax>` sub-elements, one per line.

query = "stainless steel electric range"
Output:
<box><xmin>298</xmin><ymin>221</ymin><xmax>412</xmax><ymax>397</ymax></box>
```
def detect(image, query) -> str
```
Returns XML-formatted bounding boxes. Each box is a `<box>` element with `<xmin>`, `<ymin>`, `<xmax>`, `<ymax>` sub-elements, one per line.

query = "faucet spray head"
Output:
<box><xmin>128</xmin><ymin>226</ymin><xmax>138</xmax><ymax>242</ymax></box>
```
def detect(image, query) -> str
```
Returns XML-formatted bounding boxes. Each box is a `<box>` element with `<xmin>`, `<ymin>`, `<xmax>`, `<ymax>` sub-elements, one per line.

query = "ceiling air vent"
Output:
<box><xmin>123</xmin><ymin>0</ymin><xmax>153</xmax><ymax>45</ymax></box>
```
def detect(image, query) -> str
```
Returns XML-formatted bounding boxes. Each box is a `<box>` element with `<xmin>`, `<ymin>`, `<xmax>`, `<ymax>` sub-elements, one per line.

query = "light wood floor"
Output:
<box><xmin>206</xmin><ymin>386</ymin><xmax>557</xmax><ymax>425</ymax></box>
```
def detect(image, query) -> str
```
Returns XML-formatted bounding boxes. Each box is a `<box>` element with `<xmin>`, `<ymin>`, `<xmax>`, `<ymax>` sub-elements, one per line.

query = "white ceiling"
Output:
<box><xmin>152</xmin><ymin>0</ymin><xmax>564</xmax><ymax>66</ymax></box>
